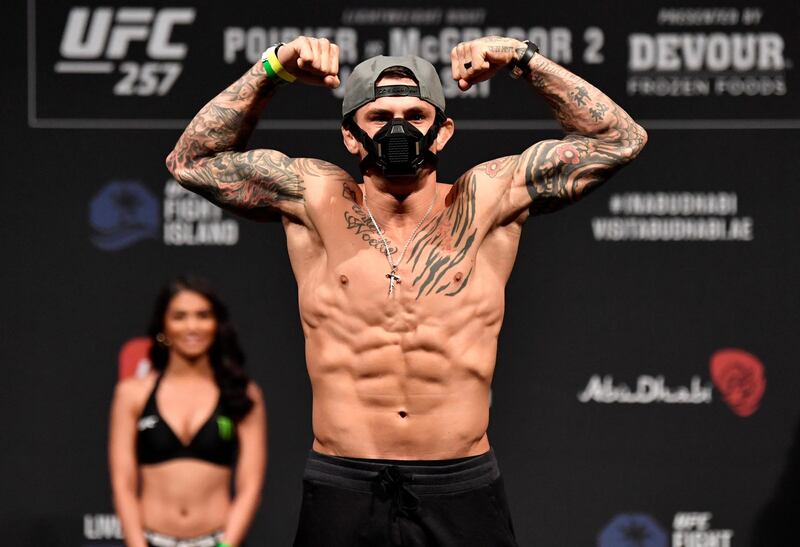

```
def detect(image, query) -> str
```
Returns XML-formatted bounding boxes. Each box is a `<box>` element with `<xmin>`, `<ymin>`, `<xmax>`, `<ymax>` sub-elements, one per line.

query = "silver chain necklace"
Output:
<box><xmin>362</xmin><ymin>186</ymin><xmax>438</xmax><ymax>296</ymax></box>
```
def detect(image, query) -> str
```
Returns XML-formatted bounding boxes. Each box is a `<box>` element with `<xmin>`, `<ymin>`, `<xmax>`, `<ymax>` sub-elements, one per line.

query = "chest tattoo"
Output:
<box><xmin>342</xmin><ymin>184</ymin><xmax>397</xmax><ymax>256</ymax></box>
<box><xmin>409</xmin><ymin>175</ymin><xmax>478</xmax><ymax>298</ymax></box>
<box><xmin>341</xmin><ymin>178</ymin><xmax>478</xmax><ymax>299</ymax></box>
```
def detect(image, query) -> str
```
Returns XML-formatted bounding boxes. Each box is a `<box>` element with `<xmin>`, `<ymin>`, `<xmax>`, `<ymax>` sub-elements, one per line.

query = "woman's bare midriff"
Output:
<box><xmin>139</xmin><ymin>460</ymin><xmax>231</xmax><ymax>537</ymax></box>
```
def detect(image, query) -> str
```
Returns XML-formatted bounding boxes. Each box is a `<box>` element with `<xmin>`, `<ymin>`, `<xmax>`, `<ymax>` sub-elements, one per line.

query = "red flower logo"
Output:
<box><xmin>557</xmin><ymin>144</ymin><xmax>580</xmax><ymax>165</ymax></box>
<box><xmin>710</xmin><ymin>348</ymin><xmax>766</xmax><ymax>417</ymax></box>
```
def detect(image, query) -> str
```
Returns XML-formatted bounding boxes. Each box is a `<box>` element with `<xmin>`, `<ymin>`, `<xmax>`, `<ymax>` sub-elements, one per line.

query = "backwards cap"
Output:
<box><xmin>342</xmin><ymin>55</ymin><xmax>446</xmax><ymax>118</ymax></box>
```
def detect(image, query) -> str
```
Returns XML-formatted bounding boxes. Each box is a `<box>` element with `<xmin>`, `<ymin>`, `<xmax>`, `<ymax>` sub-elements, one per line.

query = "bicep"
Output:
<box><xmin>172</xmin><ymin>148</ymin><xmax>307</xmax><ymax>222</ymax></box>
<box><xmin>508</xmin><ymin>136</ymin><xmax>630</xmax><ymax>218</ymax></box>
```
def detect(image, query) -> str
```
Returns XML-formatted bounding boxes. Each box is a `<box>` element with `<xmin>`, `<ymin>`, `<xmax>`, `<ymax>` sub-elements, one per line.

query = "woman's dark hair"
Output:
<box><xmin>147</xmin><ymin>276</ymin><xmax>254</xmax><ymax>421</ymax></box>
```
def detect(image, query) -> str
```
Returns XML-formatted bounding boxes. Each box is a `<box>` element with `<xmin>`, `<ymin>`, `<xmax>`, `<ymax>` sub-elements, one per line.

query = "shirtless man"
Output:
<box><xmin>167</xmin><ymin>34</ymin><xmax>647</xmax><ymax>547</ymax></box>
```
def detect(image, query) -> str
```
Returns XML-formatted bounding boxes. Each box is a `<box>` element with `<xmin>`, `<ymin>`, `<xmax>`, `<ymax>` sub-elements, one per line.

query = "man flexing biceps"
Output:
<box><xmin>167</xmin><ymin>34</ymin><xmax>646</xmax><ymax>547</ymax></box>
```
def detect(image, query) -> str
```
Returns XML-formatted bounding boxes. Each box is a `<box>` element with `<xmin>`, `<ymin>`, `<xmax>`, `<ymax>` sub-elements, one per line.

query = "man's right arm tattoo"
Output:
<box><xmin>166</xmin><ymin>63</ymin><xmax>306</xmax><ymax>219</ymax></box>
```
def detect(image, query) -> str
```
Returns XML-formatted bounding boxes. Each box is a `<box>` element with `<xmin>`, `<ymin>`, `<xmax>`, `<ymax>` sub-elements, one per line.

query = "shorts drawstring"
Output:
<box><xmin>373</xmin><ymin>465</ymin><xmax>421</xmax><ymax>520</ymax></box>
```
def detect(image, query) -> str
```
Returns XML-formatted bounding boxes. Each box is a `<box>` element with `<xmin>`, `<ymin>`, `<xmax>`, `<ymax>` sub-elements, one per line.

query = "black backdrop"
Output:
<box><xmin>3</xmin><ymin>1</ymin><xmax>799</xmax><ymax>546</ymax></box>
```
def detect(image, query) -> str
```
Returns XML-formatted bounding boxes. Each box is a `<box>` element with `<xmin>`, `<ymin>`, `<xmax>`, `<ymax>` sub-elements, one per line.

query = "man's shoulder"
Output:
<box><xmin>463</xmin><ymin>156</ymin><xmax>519</xmax><ymax>184</ymax></box>
<box><xmin>282</xmin><ymin>159</ymin><xmax>360</xmax><ymax>234</ymax></box>
<box><xmin>292</xmin><ymin>158</ymin><xmax>355</xmax><ymax>183</ymax></box>
<box><xmin>443</xmin><ymin>156</ymin><xmax>519</xmax><ymax>204</ymax></box>
<box><xmin>293</xmin><ymin>158</ymin><xmax>359</xmax><ymax>198</ymax></box>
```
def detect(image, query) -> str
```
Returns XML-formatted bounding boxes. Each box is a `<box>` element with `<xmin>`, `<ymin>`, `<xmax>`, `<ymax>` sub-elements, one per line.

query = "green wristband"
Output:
<box><xmin>261</xmin><ymin>44</ymin><xmax>292</xmax><ymax>86</ymax></box>
<box><xmin>217</xmin><ymin>543</ymin><xmax>233</xmax><ymax>547</ymax></box>
<box><xmin>261</xmin><ymin>57</ymin><xmax>287</xmax><ymax>87</ymax></box>
<box><xmin>262</xmin><ymin>57</ymin><xmax>279</xmax><ymax>79</ymax></box>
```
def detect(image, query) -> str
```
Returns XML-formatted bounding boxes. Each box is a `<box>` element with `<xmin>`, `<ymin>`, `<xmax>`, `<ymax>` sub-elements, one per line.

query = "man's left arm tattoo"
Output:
<box><xmin>514</xmin><ymin>55</ymin><xmax>648</xmax><ymax>215</ymax></box>
<box><xmin>520</xmin><ymin>104</ymin><xmax>646</xmax><ymax>215</ymax></box>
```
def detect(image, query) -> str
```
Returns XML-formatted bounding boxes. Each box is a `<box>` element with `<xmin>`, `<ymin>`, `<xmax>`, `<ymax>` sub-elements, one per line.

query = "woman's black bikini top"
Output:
<box><xmin>136</xmin><ymin>374</ymin><xmax>238</xmax><ymax>466</ymax></box>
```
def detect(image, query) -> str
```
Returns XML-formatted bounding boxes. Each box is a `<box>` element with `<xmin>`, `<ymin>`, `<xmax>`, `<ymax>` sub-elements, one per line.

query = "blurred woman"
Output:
<box><xmin>109</xmin><ymin>277</ymin><xmax>266</xmax><ymax>547</ymax></box>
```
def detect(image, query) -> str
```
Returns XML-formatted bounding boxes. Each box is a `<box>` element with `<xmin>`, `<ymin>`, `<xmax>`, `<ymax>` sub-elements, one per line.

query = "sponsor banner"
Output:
<box><xmin>578</xmin><ymin>374</ymin><xmax>713</xmax><ymax>405</ymax></box>
<box><xmin>118</xmin><ymin>336</ymin><xmax>152</xmax><ymax>380</ymax></box>
<box><xmin>30</xmin><ymin>1</ymin><xmax>799</xmax><ymax>128</ymax></box>
<box><xmin>627</xmin><ymin>7</ymin><xmax>790</xmax><ymax>104</ymax></box>
<box><xmin>673</xmin><ymin>512</ymin><xmax>734</xmax><ymax>547</ymax></box>
<box><xmin>83</xmin><ymin>513</ymin><xmax>124</xmax><ymax>546</ymax></box>
<box><xmin>89</xmin><ymin>180</ymin><xmax>160</xmax><ymax>251</ymax></box>
<box><xmin>599</xmin><ymin>513</ymin><xmax>668</xmax><ymax>547</ymax></box>
<box><xmin>163</xmin><ymin>180</ymin><xmax>239</xmax><ymax>246</ymax></box>
<box><xmin>591</xmin><ymin>192</ymin><xmax>753</xmax><ymax>242</ymax></box>
<box><xmin>88</xmin><ymin>178</ymin><xmax>240</xmax><ymax>250</ymax></box>
<box><xmin>577</xmin><ymin>348</ymin><xmax>765</xmax><ymax>416</ymax></box>
<box><xmin>709</xmin><ymin>348</ymin><xmax>766</xmax><ymax>418</ymax></box>
<box><xmin>599</xmin><ymin>512</ymin><xmax>735</xmax><ymax>547</ymax></box>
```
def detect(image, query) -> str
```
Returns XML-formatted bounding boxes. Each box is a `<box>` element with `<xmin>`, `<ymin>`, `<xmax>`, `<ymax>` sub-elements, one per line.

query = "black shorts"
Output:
<box><xmin>293</xmin><ymin>449</ymin><xmax>518</xmax><ymax>547</ymax></box>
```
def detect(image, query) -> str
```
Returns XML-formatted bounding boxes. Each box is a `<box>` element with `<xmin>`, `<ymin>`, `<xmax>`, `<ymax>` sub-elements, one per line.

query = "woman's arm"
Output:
<box><xmin>220</xmin><ymin>383</ymin><xmax>268</xmax><ymax>546</ymax></box>
<box><xmin>108</xmin><ymin>380</ymin><xmax>149</xmax><ymax>547</ymax></box>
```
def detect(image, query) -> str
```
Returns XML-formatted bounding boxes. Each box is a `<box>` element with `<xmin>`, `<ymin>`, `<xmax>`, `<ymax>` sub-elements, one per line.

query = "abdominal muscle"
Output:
<box><xmin>302</xmin><ymin>266</ymin><xmax>503</xmax><ymax>460</ymax></box>
<box><xmin>139</xmin><ymin>460</ymin><xmax>231</xmax><ymax>537</ymax></box>
<box><xmin>309</xmin><ymin>363</ymin><xmax>493</xmax><ymax>460</ymax></box>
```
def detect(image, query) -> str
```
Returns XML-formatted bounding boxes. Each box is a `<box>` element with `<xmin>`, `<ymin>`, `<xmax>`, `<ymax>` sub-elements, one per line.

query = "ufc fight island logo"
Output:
<box><xmin>56</xmin><ymin>7</ymin><xmax>195</xmax><ymax>96</ymax></box>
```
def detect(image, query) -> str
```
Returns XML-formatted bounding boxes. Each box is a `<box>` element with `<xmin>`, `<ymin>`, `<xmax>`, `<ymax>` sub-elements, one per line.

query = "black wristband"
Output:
<box><xmin>509</xmin><ymin>40</ymin><xmax>539</xmax><ymax>79</ymax></box>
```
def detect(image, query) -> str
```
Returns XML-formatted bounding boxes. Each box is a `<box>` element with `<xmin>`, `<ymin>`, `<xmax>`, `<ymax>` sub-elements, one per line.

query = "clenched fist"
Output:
<box><xmin>450</xmin><ymin>36</ymin><xmax>527</xmax><ymax>91</ymax></box>
<box><xmin>277</xmin><ymin>36</ymin><xmax>340</xmax><ymax>89</ymax></box>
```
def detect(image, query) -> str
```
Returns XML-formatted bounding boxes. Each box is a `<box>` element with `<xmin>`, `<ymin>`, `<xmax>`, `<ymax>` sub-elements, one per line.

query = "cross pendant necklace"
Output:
<box><xmin>363</xmin><ymin>186</ymin><xmax>438</xmax><ymax>297</ymax></box>
<box><xmin>386</xmin><ymin>268</ymin><xmax>401</xmax><ymax>295</ymax></box>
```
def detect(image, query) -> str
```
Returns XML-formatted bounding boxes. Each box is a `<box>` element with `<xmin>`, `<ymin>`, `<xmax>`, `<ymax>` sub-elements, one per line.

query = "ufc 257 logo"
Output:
<box><xmin>57</xmin><ymin>7</ymin><xmax>195</xmax><ymax>96</ymax></box>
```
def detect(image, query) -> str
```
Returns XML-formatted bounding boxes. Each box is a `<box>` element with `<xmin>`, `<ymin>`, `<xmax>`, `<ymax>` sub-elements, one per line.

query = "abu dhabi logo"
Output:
<box><xmin>578</xmin><ymin>374</ymin><xmax>712</xmax><ymax>404</ymax></box>
<box><xmin>710</xmin><ymin>348</ymin><xmax>766</xmax><ymax>417</ymax></box>
<box><xmin>599</xmin><ymin>513</ymin><xmax>668</xmax><ymax>547</ymax></box>
<box><xmin>577</xmin><ymin>348</ymin><xmax>765</xmax><ymax>417</ymax></box>
<box><xmin>89</xmin><ymin>180</ymin><xmax>159</xmax><ymax>251</ymax></box>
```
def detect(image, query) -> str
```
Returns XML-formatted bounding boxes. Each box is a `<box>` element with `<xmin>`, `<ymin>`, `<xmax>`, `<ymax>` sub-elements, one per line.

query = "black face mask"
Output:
<box><xmin>346</xmin><ymin>115</ymin><xmax>444</xmax><ymax>177</ymax></box>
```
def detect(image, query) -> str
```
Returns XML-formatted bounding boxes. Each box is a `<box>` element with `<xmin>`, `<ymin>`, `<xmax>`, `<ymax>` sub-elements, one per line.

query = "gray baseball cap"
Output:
<box><xmin>342</xmin><ymin>55</ymin><xmax>446</xmax><ymax>118</ymax></box>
